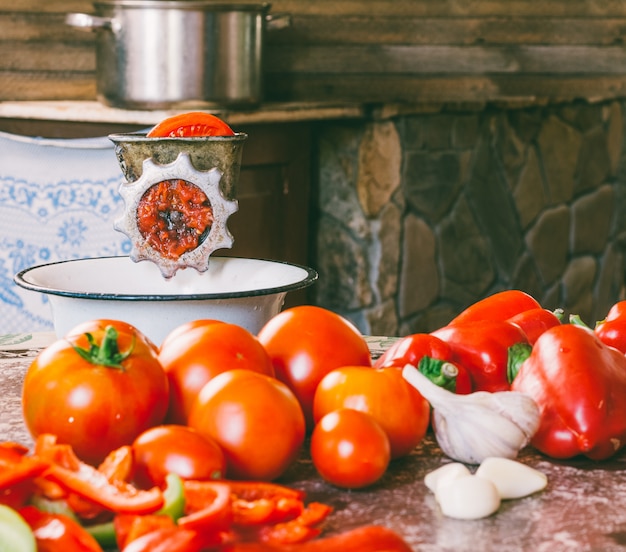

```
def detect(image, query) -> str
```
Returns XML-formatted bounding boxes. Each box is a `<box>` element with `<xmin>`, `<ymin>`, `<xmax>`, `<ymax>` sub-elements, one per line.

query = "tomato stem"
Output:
<box><xmin>72</xmin><ymin>326</ymin><xmax>135</xmax><ymax>369</ymax></box>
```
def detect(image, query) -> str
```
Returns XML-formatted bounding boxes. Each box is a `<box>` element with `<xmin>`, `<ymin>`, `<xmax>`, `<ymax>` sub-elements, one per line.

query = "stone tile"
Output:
<box><xmin>375</xmin><ymin>201</ymin><xmax>401</xmax><ymax>302</ymax></box>
<box><xmin>525</xmin><ymin>205</ymin><xmax>571</xmax><ymax>286</ymax></box>
<box><xmin>605</xmin><ymin>102</ymin><xmax>623</xmax><ymax>177</ymax></box>
<box><xmin>452</xmin><ymin>114</ymin><xmax>480</xmax><ymax>150</ymax></box>
<box><xmin>575</xmin><ymin>125</ymin><xmax>611</xmax><ymax>195</ymax></box>
<box><xmin>571</xmin><ymin>185</ymin><xmax>614</xmax><ymax>255</ymax></box>
<box><xmin>438</xmin><ymin>196</ymin><xmax>495</xmax><ymax>303</ymax></box>
<box><xmin>398</xmin><ymin>214</ymin><xmax>439</xmax><ymax>318</ymax></box>
<box><xmin>403</xmin><ymin>151</ymin><xmax>465</xmax><ymax>221</ymax></box>
<box><xmin>514</xmin><ymin>146</ymin><xmax>547</xmax><ymax>229</ymax></box>
<box><xmin>537</xmin><ymin>115</ymin><xmax>582</xmax><ymax>204</ymax></box>
<box><xmin>356</xmin><ymin>121</ymin><xmax>402</xmax><ymax>217</ymax></box>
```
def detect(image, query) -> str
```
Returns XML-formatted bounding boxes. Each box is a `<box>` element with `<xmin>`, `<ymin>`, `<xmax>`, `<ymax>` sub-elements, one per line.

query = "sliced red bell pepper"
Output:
<box><xmin>19</xmin><ymin>505</ymin><xmax>103</xmax><ymax>552</ymax></box>
<box><xmin>223</xmin><ymin>524</ymin><xmax>413</xmax><ymax>552</ymax></box>
<box><xmin>432</xmin><ymin>320</ymin><xmax>531</xmax><ymax>392</ymax></box>
<box><xmin>0</xmin><ymin>444</ymin><xmax>49</xmax><ymax>489</ymax></box>
<box><xmin>229</xmin><ymin>481</ymin><xmax>306</xmax><ymax>527</ymax></box>
<box><xmin>511</xmin><ymin>323</ymin><xmax>626</xmax><ymax>460</ymax></box>
<box><xmin>258</xmin><ymin>502</ymin><xmax>333</xmax><ymax>545</ymax></box>
<box><xmin>449</xmin><ymin>290</ymin><xmax>542</xmax><ymax>325</ymax></box>
<box><xmin>374</xmin><ymin>333</ymin><xmax>472</xmax><ymax>393</ymax></box>
<box><xmin>177</xmin><ymin>480</ymin><xmax>232</xmax><ymax>532</ymax></box>
<box><xmin>43</xmin><ymin>461</ymin><xmax>163</xmax><ymax>515</ymax></box>
<box><xmin>114</xmin><ymin>513</ymin><xmax>177</xmax><ymax>551</ymax></box>
<box><xmin>120</xmin><ymin>525</ymin><xmax>206</xmax><ymax>552</ymax></box>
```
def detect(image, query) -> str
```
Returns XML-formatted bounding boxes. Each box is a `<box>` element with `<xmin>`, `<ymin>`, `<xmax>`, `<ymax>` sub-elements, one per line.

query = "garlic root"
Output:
<box><xmin>402</xmin><ymin>364</ymin><xmax>540</xmax><ymax>464</ymax></box>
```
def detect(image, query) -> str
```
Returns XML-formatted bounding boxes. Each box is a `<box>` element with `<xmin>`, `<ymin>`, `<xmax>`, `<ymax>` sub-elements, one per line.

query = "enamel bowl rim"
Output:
<box><xmin>14</xmin><ymin>255</ymin><xmax>318</xmax><ymax>301</ymax></box>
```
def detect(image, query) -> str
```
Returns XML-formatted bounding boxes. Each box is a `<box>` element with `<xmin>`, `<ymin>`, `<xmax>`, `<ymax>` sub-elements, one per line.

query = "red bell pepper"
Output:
<box><xmin>592</xmin><ymin>300</ymin><xmax>626</xmax><ymax>353</ymax></box>
<box><xmin>511</xmin><ymin>324</ymin><xmax>626</xmax><ymax>460</ymax></box>
<box><xmin>507</xmin><ymin>308</ymin><xmax>562</xmax><ymax>345</ymax></box>
<box><xmin>449</xmin><ymin>290</ymin><xmax>542</xmax><ymax>325</ymax></box>
<box><xmin>222</xmin><ymin>524</ymin><xmax>413</xmax><ymax>552</ymax></box>
<box><xmin>374</xmin><ymin>333</ymin><xmax>472</xmax><ymax>393</ymax></box>
<box><xmin>432</xmin><ymin>320</ymin><xmax>531</xmax><ymax>392</ymax></box>
<box><xmin>19</xmin><ymin>505</ymin><xmax>103</xmax><ymax>552</ymax></box>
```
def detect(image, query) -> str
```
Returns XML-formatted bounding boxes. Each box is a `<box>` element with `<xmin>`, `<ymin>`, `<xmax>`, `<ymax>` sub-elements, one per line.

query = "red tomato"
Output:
<box><xmin>189</xmin><ymin>369</ymin><xmax>305</xmax><ymax>481</ymax></box>
<box><xmin>257</xmin><ymin>306</ymin><xmax>372</xmax><ymax>430</ymax></box>
<box><xmin>159</xmin><ymin>321</ymin><xmax>275</xmax><ymax>424</ymax></box>
<box><xmin>22</xmin><ymin>326</ymin><xmax>170</xmax><ymax>465</ymax></box>
<box><xmin>66</xmin><ymin>319</ymin><xmax>158</xmax><ymax>352</ymax></box>
<box><xmin>147</xmin><ymin>112</ymin><xmax>235</xmax><ymax>138</ymax></box>
<box><xmin>132</xmin><ymin>425</ymin><xmax>226</xmax><ymax>489</ymax></box>
<box><xmin>311</xmin><ymin>408</ymin><xmax>390</xmax><ymax>489</ymax></box>
<box><xmin>313</xmin><ymin>366</ymin><xmax>430</xmax><ymax>459</ymax></box>
<box><xmin>19</xmin><ymin>506</ymin><xmax>102</xmax><ymax>552</ymax></box>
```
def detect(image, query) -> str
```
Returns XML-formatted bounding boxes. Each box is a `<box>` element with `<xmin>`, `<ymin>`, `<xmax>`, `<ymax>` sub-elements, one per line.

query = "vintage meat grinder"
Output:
<box><xmin>109</xmin><ymin>131</ymin><xmax>246</xmax><ymax>279</ymax></box>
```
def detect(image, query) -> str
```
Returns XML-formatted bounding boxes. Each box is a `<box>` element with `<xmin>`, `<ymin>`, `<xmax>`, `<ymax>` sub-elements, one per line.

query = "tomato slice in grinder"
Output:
<box><xmin>147</xmin><ymin>112</ymin><xmax>235</xmax><ymax>138</ymax></box>
<box><xmin>137</xmin><ymin>179</ymin><xmax>214</xmax><ymax>260</ymax></box>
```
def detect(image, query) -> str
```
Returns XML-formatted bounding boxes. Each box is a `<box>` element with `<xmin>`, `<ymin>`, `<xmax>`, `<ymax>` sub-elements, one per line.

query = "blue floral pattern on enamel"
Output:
<box><xmin>0</xmin><ymin>131</ymin><xmax>131</xmax><ymax>333</ymax></box>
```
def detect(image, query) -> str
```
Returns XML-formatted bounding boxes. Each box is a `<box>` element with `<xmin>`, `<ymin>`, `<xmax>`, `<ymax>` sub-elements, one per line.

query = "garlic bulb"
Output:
<box><xmin>402</xmin><ymin>365</ymin><xmax>540</xmax><ymax>464</ymax></box>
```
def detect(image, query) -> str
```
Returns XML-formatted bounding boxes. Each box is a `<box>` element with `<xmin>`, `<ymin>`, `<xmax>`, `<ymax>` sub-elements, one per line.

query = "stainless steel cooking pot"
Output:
<box><xmin>66</xmin><ymin>1</ymin><xmax>289</xmax><ymax>109</ymax></box>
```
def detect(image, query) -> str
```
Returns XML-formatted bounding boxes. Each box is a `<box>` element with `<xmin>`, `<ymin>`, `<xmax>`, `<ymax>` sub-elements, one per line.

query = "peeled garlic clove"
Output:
<box><xmin>436</xmin><ymin>474</ymin><xmax>501</xmax><ymax>520</ymax></box>
<box><xmin>424</xmin><ymin>462</ymin><xmax>471</xmax><ymax>494</ymax></box>
<box><xmin>475</xmin><ymin>457</ymin><xmax>548</xmax><ymax>499</ymax></box>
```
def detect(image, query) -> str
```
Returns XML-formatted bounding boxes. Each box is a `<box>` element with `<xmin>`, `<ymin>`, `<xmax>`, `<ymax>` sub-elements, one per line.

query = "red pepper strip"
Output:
<box><xmin>177</xmin><ymin>480</ymin><xmax>232</xmax><ymax>532</ymax></box>
<box><xmin>374</xmin><ymin>333</ymin><xmax>472</xmax><ymax>394</ymax></box>
<box><xmin>449</xmin><ymin>290</ymin><xmax>542</xmax><ymax>326</ymax></box>
<box><xmin>119</xmin><ymin>526</ymin><xmax>205</xmax><ymax>552</ymax></box>
<box><xmin>258</xmin><ymin>502</ymin><xmax>333</xmax><ymax>545</ymax></box>
<box><xmin>97</xmin><ymin>445</ymin><xmax>134</xmax><ymax>483</ymax></box>
<box><xmin>432</xmin><ymin>320</ymin><xmax>530</xmax><ymax>392</ymax></box>
<box><xmin>512</xmin><ymin>324</ymin><xmax>626</xmax><ymax>460</ymax></box>
<box><xmin>0</xmin><ymin>480</ymin><xmax>35</xmax><ymax>509</ymax></box>
<box><xmin>233</xmin><ymin>496</ymin><xmax>304</xmax><ymax>526</ymax></box>
<box><xmin>0</xmin><ymin>445</ymin><xmax>49</xmax><ymax>489</ymax></box>
<box><xmin>229</xmin><ymin>481</ymin><xmax>306</xmax><ymax>526</ymax></box>
<box><xmin>0</xmin><ymin>442</ymin><xmax>30</xmax><ymax>456</ymax></box>
<box><xmin>228</xmin><ymin>481</ymin><xmax>305</xmax><ymax>502</ymax></box>
<box><xmin>507</xmin><ymin>308</ymin><xmax>562</xmax><ymax>345</ymax></box>
<box><xmin>223</xmin><ymin>524</ymin><xmax>413</xmax><ymax>552</ymax></box>
<box><xmin>43</xmin><ymin>461</ymin><xmax>163</xmax><ymax>515</ymax></box>
<box><xmin>19</xmin><ymin>505</ymin><xmax>104</xmax><ymax>552</ymax></box>
<box><xmin>114</xmin><ymin>514</ymin><xmax>176</xmax><ymax>551</ymax></box>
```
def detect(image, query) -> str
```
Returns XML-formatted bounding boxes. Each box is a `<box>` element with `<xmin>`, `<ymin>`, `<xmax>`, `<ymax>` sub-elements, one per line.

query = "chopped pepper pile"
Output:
<box><xmin>0</xmin><ymin>434</ymin><xmax>411</xmax><ymax>552</ymax></box>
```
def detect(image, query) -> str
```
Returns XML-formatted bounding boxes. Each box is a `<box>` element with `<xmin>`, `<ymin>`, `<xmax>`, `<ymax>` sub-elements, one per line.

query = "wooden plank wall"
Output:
<box><xmin>3</xmin><ymin>0</ymin><xmax>626</xmax><ymax>105</ymax></box>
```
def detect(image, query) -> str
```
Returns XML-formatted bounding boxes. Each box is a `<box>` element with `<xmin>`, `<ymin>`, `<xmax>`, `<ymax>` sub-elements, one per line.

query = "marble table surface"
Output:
<box><xmin>3</xmin><ymin>332</ymin><xmax>626</xmax><ymax>552</ymax></box>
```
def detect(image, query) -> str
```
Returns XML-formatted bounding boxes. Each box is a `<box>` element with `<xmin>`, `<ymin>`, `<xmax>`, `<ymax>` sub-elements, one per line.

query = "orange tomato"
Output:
<box><xmin>257</xmin><ymin>306</ymin><xmax>372</xmax><ymax>430</ymax></box>
<box><xmin>313</xmin><ymin>366</ymin><xmax>430</xmax><ymax>459</ymax></box>
<box><xmin>311</xmin><ymin>408</ymin><xmax>390</xmax><ymax>489</ymax></box>
<box><xmin>159</xmin><ymin>320</ymin><xmax>274</xmax><ymax>424</ymax></box>
<box><xmin>189</xmin><ymin>369</ymin><xmax>305</xmax><ymax>481</ymax></box>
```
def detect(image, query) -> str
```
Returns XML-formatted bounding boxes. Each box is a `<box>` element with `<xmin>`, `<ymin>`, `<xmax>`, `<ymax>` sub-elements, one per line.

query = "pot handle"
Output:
<box><xmin>266</xmin><ymin>13</ymin><xmax>291</xmax><ymax>31</ymax></box>
<box><xmin>65</xmin><ymin>12</ymin><xmax>118</xmax><ymax>32</ymax></box>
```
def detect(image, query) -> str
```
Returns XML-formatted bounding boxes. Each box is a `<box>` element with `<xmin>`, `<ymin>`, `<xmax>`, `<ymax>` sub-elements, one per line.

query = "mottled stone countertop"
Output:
<box><xmin>3</xmin><ymin>333</ymin><xmax>626</xmax><ymax>551</ymax></box>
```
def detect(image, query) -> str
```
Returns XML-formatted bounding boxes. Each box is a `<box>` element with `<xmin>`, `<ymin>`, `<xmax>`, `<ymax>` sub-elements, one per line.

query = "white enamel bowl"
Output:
<box><xmin>15</xmin><ymin>256</ymin><xmax>317</xmax><ymax>345</ymax></box>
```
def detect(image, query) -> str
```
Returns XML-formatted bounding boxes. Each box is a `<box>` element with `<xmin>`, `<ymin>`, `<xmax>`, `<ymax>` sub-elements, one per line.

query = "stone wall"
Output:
<box><xmin>313</xmin><ymin>100</ymin><xmax>626</xmax><ymax>337</ymax></box>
